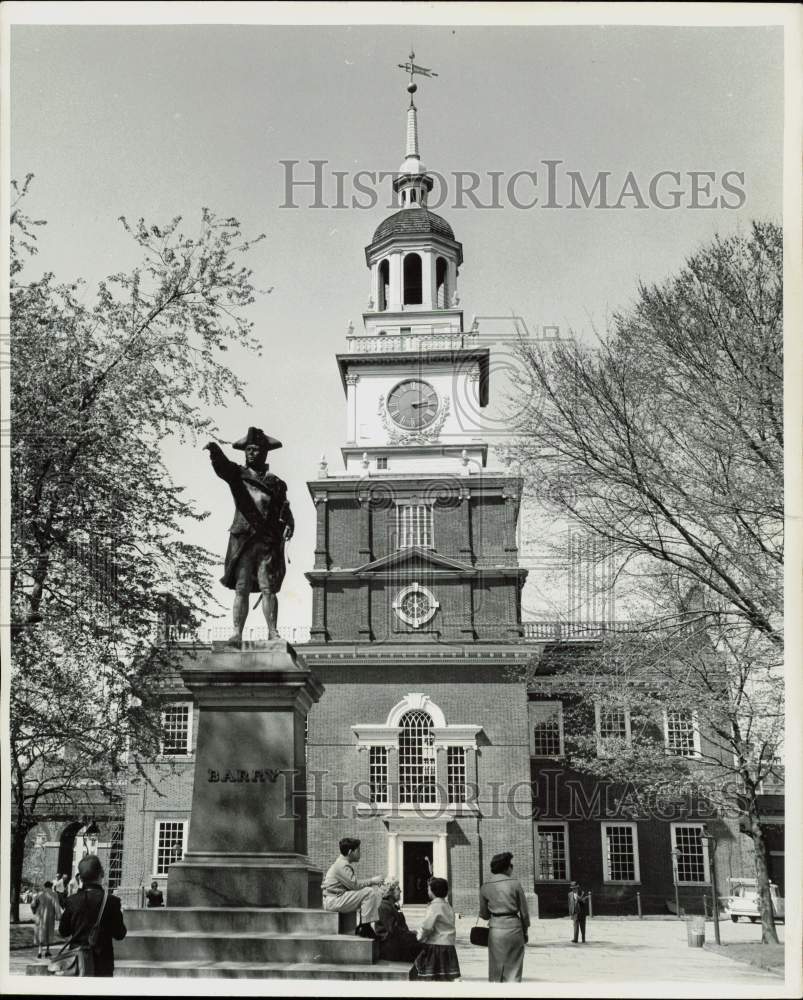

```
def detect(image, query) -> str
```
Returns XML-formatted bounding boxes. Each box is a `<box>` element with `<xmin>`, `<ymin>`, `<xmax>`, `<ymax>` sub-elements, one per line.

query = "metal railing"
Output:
<box><xmin>167</xmin><ymin>621</ymin><xmax>634</xmax><ymax>647</ymax></box>
<box><xmin>522</xmin><ymin>621</ymin><xmax>636</xmax><ymax>642</ymax></box>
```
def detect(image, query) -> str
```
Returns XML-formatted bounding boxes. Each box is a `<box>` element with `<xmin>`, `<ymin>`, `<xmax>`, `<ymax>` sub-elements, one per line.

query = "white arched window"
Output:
<box><xmin>399</xmin><ymin>710</ymin><xmax>437</xmax><ymax>804</ymax></box>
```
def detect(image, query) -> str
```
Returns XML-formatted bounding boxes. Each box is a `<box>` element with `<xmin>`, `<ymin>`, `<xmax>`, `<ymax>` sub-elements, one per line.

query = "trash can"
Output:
<box><xmin>686</xmin><ymin>915</ymin><xmax>705</xmax><ymax>947</ymax></box>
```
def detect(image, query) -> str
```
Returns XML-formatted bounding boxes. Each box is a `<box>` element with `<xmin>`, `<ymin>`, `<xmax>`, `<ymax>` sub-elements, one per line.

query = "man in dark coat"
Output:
<box><xmin>568</xmin><ymin>881</ymin><xmax>589</xmax><ymax>943</ymax></box>
<box><xmin>204</xmin><ymin>427</ymin><xmax>294</xmax><ymax>645</ymax></box>
<box><xmin>58</xmin><ymin>855</ymin><xmax>127</xmax><ymax>977</ymax></box>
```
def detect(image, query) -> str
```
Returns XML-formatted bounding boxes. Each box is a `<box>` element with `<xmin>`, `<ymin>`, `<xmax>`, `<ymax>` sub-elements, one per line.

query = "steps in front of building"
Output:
<box><xmin>124</xmin><ymin>907</ymin><xmax>338</xmax><ymax>935</ymax></box>
<box><xmin>117</xmin><ymin>928</ymin><xmax>374</xmax><ymax>965</ymax></box>
<box><xmin>112</xmin><ymin>959</ymin><xmax>411</xmax><ymax>981</ymax></box>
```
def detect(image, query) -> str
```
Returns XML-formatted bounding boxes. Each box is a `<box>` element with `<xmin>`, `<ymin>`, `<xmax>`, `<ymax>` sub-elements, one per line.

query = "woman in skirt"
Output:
<box><xmin>409</xmin><ymin>877</ymin><xmax>461</xmax><ymax>982</ymax></box>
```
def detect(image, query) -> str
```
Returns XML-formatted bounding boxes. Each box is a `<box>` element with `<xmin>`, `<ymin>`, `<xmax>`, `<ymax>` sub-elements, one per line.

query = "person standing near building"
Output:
<box><xmin>568</xmin><ymin>881</ymin><xmax>589</xmax><ymax>943</ymax></box>
<box><xmin>321</xmin><ymin>837</ymin><xmax>385</xmax><ymax>933</ymax></box>
<box><xmin>32</xmin><ymin>881</ymin><xmax>59</xmax><ymax>959</ymax></box>
<box><xmin>479</xmin><ymin>851</ymin><xmax>530</xmax><ymax>982</ymax></box>
<box><xmin>409</xmin><ymin>877</ymin><xmax>461</xmax><ymax>982</ymax></box>
<box><xmin>58</xmin><ymin>856</ymin><xmax>127</xmax><ymax>977</ymax></box>
<box><xmin>53</xmin><ymin>874</ymin><xmax>68</xmax><ymax>911</ymax></box>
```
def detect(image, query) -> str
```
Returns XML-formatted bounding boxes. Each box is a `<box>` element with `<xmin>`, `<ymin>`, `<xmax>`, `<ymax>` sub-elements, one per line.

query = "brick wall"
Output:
<box><xmin>306</xmin><ymin>658</ymin><xmax>536</xmax><ymax>913</ymax></box>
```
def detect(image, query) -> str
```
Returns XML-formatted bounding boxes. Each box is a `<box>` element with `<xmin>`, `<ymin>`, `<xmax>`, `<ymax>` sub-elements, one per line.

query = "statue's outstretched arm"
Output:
<box><xmin>204</xmin><ymin>442</ymin><xmax>239</xmax><ymax>484</ymax></box>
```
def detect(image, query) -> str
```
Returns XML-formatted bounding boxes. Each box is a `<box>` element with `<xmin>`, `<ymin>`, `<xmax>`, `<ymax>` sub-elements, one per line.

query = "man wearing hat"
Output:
<box><xmin>205</xmin><ymin>428</ymin><xmax>293</xmax><ymax>645</ymax></box>
<box><xmin>568</xmin><ymin>881</ymin><xmax>589</xmax><ymax>943</ymax></box>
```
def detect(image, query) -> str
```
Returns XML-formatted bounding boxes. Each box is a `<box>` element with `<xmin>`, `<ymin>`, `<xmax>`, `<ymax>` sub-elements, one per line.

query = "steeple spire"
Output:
<box><xmin>395</xmin><ymin>50</ymin><xmax>438</xmax><ymax>208</ymax></box>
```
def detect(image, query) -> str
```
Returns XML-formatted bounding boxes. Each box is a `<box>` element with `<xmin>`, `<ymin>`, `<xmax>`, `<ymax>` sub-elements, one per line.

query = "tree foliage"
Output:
<box><xmin>9</xmin><ymin>175</ymin><xmax>265</xmax><ymax>919</ymax></box>
<box><xmin>509</xmin><ymin>222</ymin><xmax>782</xmax><ymax>645</ymax></box>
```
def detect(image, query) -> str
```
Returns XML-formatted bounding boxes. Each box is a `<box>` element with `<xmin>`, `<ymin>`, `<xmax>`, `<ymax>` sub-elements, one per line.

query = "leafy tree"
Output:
<box><xmin>509</xmin><ymin>222</ymin><xmax>782</xmax><ymax>646</ymax></box>
<box><xmin>508</xmin><ymin>223</ymin><xmax>783</xmax><ymax>942</ymax></box>
<box><xmin>9</xmin><ymin>175</ymin><xmax>265</xmax><ymax>920</ymax></box>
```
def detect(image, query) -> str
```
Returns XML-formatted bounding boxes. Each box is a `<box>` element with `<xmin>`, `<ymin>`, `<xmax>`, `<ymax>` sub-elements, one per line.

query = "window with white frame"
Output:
<box><xmin>535</xmin><ymin>822</ymin><xmax>570</xmax><ymax>881</ymax></box>
<box><xmin>671</xmin><ymin>823</ymin><xmax>710</xmax><ymax>883</ymax></box>
<box><xmin>447</xmin><ymin>746</ymin><xmax>467</xmax><ymax>803</ymax></box>
<box><xmin>399</xmin><ymin>710</ymin><xmax>437</xmax><ymax>804</ymax></box>
<box><xmin>664</xmin><ymin>710</ymin><xmax>700</xmax><ymax>757</ymax></box>
<box><xmin>153</xmin><ymin>820</ymin><xmax>187</xmax><ymax>875</ymax></box>
<box><xmin>161</xmin><ymin>703</ymin><xmax>192</xmax><ymax>756</ymax></box>
<box><xmin>595</xmin><ymin>705</ymin><xmax>631</xmax><ymax>746</ymax></box>
<box><xmin>531</xmin><ymin>702</ymin><xmax>564</xmax><ymax>756</ymax></box>
<box><xmin>369</xmin><ymin>746</ymin><xmax>389</xmax><ymax>804</ymax></box>
<box><xmin>377</xmin><ymin>457</ymin><xmax>388</xmax><ymax>470</ymax></box>
<box><xmin>397</xmin><ymin>504</ymin><xmax>433</xmax><ymax>549</ymax></box>
<box><xmin>601</xmin><ymin>822</ymin><xmax>640</xmax><ymax>882</ymax></box>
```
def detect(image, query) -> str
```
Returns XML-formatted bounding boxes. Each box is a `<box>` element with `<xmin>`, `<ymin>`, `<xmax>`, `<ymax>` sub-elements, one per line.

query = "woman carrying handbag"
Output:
<box><xmin>478</xmin><ymin>851</ymin><xmax>530</xmax><ymax>982</ymax></box>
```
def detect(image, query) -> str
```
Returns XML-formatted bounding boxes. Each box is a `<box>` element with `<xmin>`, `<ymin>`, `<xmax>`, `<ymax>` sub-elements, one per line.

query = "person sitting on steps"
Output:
<box><xmin>321</xmin><ymin>837</ymin><xmax>385</xmax><ymax>936</ymax></box>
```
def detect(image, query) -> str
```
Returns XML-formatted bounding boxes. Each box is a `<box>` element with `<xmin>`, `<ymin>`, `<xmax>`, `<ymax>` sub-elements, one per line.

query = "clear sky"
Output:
<box><xmin>10</xmin><ymin>22</ymin><xmax>784</xmax><ymax>629</ymax></box>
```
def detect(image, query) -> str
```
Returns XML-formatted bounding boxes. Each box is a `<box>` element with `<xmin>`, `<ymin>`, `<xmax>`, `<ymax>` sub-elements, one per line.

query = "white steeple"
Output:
<box><xmin>395</xmin><ymin>51</ymin><xmax>434</xmax><ymax>209</ymax></box>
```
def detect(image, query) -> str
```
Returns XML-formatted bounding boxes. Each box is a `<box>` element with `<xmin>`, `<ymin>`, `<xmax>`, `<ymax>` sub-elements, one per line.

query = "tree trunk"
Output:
<box><xmin>748</xmin><ymin>801</ymin><xmax>779</xmax><ymax>944</ymax></box>
<box><xmin>10</xmin><ymin>818</ymin><xmax>33</xmax><ymax>925</ymax></box>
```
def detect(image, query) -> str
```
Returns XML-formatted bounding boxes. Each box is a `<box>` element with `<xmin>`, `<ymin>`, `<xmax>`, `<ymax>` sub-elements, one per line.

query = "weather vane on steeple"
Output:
<box><xmin>397</xmin><ymin>50</ymin><xmax>438</xmax><ymax>103</ymax></box>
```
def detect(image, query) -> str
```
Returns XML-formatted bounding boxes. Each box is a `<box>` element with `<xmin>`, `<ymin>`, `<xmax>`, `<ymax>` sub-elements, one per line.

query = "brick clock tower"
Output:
<box><xmin>301</xmin><ymin>66</ymin><xmax>538</xmax><ymax>915</ymax></box>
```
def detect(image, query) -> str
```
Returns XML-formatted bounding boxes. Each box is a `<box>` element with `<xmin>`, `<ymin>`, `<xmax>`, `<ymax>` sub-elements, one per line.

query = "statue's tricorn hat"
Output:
<box><xmin>232</xmin><ymin>427</ymin><xmax>282</xmax><ymax>453</ymax></box>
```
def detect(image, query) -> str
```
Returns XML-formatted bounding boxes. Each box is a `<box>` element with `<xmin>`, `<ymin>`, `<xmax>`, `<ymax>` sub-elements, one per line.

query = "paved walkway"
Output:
<box><xmin>450</xmin><ymin>915</ymin><xmax>786</xmax><ymax>986</ymax></box>
<box><xmin>7</xmin><ymin>915</ymin><xmax>787</xmax><ymax>987</ymax></box>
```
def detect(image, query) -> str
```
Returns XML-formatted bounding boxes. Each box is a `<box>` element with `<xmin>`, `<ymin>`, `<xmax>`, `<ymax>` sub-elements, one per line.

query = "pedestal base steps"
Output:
<box><xmin>107</xmin><ymin>907</ymin><xmax>409</xmax><ymax>981</ymax></box>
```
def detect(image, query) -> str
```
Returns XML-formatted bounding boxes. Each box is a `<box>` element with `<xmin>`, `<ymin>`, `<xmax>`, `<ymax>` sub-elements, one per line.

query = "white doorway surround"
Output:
<box><xmin>385</xmin><ymin>817</ymin><xmax>450</xmax><ymax>905</ymax></box>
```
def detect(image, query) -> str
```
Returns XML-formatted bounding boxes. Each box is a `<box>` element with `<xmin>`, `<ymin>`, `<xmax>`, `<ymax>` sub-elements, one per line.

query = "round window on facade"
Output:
<box><xmin>392</xmin><ymin>582</ymin><xmax>439</xmax><ymax>628</ymax></box>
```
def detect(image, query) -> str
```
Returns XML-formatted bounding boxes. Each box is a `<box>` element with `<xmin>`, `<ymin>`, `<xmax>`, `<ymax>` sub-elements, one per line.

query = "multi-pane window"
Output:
<box><xmin>107</xmin><ymin>824</ymin><xmax>124</xmax><ymax>889</ymax></box>
<box><xmin>536</xmin><ymin>823</ymin><xmax>569</xmax><ymax>881</ymax></box>
<box><xmin>602</xmin><ymin>823</ymin><xmax>640</xmax><ymax>882</ymax></box>
<box><xmin>531</xmin><ymin>702</ymin><xmax>563</xmax><ymax>756</ymax></box>
<box><xmin>377</xmin><ymin>457</ymin><xmax>388</xmax><ymax>470</ymax></box>
<box><xmin>399</xmin><ymin>710</ymin><xmax>437</xmax><ymax>804</ymax></box>
<box><xmin>447</xmin><ymin>747</ymin><xmax>467</xmax><ymax>803</ymax></box>
<box><xmin>369</xmin><ymin>746</ymin><xmax>389</xmax><ymax>804</ymax></box>
<box><xmin>672</xmin><ymin>824</ymin><xmax>709</xmax><ymax>883</ymax></box>
<box><xmin>596</xmin><ymin>706</ymin><xmax>631</xmax><ymax>745</ymax></box>
<box><xmin>665</xmin><ymin>710</ymin><xmax>699</xmax><ymax>757</ymax></box>
<box><xmin>161</xmin><ymin>704</ymin><xmax>192</xmax><ymax>756</ymax></box>
<box><xmin>397</xmin><ymin>504</ymin><xmax>433</xmax><ymax>549</ymax></box>
<box><xmin>154</xmin><ymin>821</ymin><xmax>187</xmax><ymax>876</ymax></box>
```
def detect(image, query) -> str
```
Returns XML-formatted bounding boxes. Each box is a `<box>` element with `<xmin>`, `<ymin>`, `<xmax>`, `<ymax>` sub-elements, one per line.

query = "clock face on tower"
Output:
<box><xmin>386</xmin><ymin>379</ymin><xmax>439</xmax><ymax>430</ymax></box>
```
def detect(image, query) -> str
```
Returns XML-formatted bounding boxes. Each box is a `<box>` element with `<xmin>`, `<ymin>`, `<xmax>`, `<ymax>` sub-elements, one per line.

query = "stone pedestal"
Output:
<box><xmin>167</xmin><ymin>640</ymin><xmax>324</xmax><ymax>908</ymax></box>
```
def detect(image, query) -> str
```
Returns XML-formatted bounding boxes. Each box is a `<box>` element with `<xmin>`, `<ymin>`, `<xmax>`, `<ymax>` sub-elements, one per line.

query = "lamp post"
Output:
<box><xmin>671</xmin><ymin>848</ymin><xmax>681</xmax><ymax>919</ymax></box>
<box><xmin>701</xmin><ymin>826</ymin><xmax>721</xmax><ymax>945</ymax></box>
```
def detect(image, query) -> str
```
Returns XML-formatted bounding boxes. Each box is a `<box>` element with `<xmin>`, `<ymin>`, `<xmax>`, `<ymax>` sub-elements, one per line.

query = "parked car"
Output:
<box><xmin>724</xmin><ymin>877</ymin><xmax>784</xmax><ymax>923</ymax></box>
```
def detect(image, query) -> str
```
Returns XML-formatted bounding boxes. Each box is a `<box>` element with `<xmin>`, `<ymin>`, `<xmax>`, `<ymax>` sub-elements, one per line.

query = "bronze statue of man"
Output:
<box><xmin>204</xmin><ymin>428</ymin><xmax>294</xmax><ymax>645</ymax></box>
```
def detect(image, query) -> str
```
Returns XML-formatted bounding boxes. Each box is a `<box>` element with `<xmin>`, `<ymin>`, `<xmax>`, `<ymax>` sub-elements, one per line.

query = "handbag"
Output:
<box><xmin>470</xmin><ymin>914</ymin><xmax>489</xmax><ymax>947</ymax></box>
<box><xmin>48</xmin><ymin>887</ymin><xmax>108</xmax><ymax>977</ymax></box>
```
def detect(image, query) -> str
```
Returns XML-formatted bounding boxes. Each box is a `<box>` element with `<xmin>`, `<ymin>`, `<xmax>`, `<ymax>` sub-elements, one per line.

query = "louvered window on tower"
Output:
<box><xmin>397</xmin><ymin>504</ymin><xmax>433</xmax><ymax>548</ymax></box>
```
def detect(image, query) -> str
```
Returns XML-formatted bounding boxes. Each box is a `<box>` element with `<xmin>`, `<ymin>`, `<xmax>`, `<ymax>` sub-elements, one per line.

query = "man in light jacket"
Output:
<box><xmin>321</xmin><ymin>837</ymin><xmax>385</xmax><ymax>932</ymax></box>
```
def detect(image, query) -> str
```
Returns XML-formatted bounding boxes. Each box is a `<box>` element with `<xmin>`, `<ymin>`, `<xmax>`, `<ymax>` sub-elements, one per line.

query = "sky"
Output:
<box><xmin>9</xmin><ymin>21</ymin><xmax>784</xmax><ymax>629</ymax></box>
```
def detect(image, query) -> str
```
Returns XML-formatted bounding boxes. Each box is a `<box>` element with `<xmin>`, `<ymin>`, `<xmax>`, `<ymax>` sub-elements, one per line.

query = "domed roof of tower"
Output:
<box><xmin>372</xmin><ymin>208</ymin><xmax>456</xmax><ymax>244</ymax></box>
